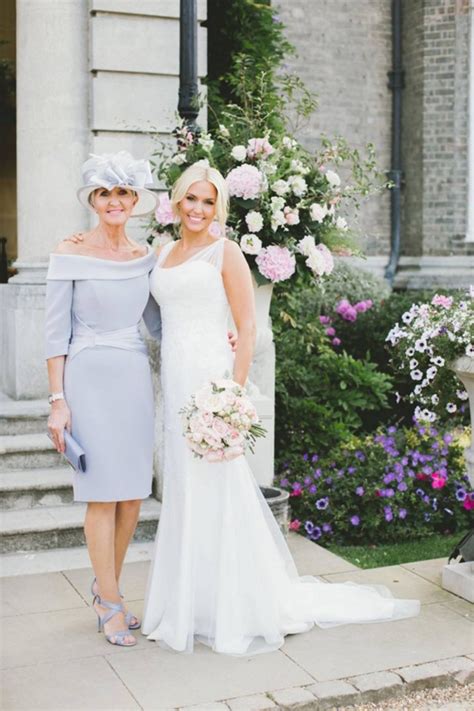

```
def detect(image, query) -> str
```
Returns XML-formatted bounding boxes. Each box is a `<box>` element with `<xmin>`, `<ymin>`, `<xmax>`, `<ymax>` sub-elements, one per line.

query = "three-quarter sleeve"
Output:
<box><xmin>45</xmin><ymin>279</ymin><xmax>73</xmax><ymax>359</ymax></box>
<box><xmin>142</xmin><ymin>294</ymin><xmax>162</xmax><ymax>342</ymax></box>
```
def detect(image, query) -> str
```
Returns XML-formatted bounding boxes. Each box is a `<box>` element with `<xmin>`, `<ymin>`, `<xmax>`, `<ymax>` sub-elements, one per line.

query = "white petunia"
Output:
<box><xmin>456</xmin><ymin>389</ymin><xmax>469</xmax><ymax>401</ymax></box>
<box><xmin>409</xmin><ymin>358</ymin><xmax>418</xmax><ymax>370</ymax></box>
<box><xmin>231</xmin><ymin>145</ymin><xmax>247</xmax><ymax>162</ymax></box>
<box><xmin>297</xmin><ymin>235</ymin><xmax>316</xmax><ymax>257</ymax></box>
<box><xmin>414</xmin><ymin>338</ymin><xmax>428</xmax><ymax>352</ymax></box>
<box><xmin>431</xmin><ymin>394</ymin><xmax>439</xmax><ymax>405</ymax></box>
<box><xmin>426</xmin><ymin>366</ymin><xmax>437</xmax><ymax>380</ymax></box>
<box><xmin>310</xmin><ymin>203</ymin><xmax>328</xmax><ymax>223</ymax></box>
<box><xmin>245</xmin><ymin>211</ymin><xmax>264</xmax><ymax>233</ymax></box>
<box><xmin>446</xmin><ymin>402</ymin><xmax>457</xmax><ymax>413</ymax></box>
<box><xmin>271</xmin><ymin>179</ymin><xmax>290</xmax><ymax>196</ymax></box>
<box><xmin>432</xmin><ymin>356</ymin><xmax>445</xmax><ymax>367</ymax></box>
<box><xmin>325</xmin><ymin>170</ymin><xmax>341</xmax><ymax>188</ymax></box>
<box><xmin>466</xmin><ymin>344</ymin><xmax>474</xmax><ymax>357</ymax></box>
<box><xmin>288</xmin><ymin>175</ymin><xmax>308</xmax><ymax>197</ymax></box>
<box><xmin>414</xmin><ymin>385</ymin><xmax>423</xmax><ymax>395</ymax></box>
<box><xmin>410</xmin><ymin>369</ymin><xmax>423</xmax><ymax>381</ymax></box>
<box><xmin>402</xmin><ymin>312</ymin><xmax>414</xmax><ymax>325</ymax></box>
<box><xmin>240</xmin><ymin>234</ymin><xmax>263</xmax><ymax>255</ymax></box>
<box><xmin>406</xmin><ymin>347</ymin><xmax>415</xmax><ymax>357</ymax></box>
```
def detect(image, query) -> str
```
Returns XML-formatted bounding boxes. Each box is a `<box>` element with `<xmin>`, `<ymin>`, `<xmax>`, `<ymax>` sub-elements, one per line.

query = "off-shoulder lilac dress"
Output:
<box><xmin>45</xmin><ymin>247</ymin><xmax>161</xmax><ymax>502</ymax></box>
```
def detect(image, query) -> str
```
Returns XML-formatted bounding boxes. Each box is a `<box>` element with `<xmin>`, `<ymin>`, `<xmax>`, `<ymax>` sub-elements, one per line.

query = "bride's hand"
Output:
<box><xmin>63</xmin><ymin>233</ymin><xmax>85</xmax><ymax>244</ymax></box>
<box><xmin>227</xmin><ymin>331</ymin><xmax>238</xmax><ymax>352</ymax></box>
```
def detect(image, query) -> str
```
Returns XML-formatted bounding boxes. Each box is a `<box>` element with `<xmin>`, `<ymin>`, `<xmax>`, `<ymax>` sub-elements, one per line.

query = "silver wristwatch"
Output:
<box><xmin>48</xmin><ymin>392</ymin><xmax>65</xmax><ymax>405</ymax></box>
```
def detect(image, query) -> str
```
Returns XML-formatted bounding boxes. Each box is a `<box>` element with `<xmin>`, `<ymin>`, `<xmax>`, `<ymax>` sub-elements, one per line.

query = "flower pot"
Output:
<box><xmin>261</xmin><ymin>485</ymin><xmax>290</xmax><ymax>535</ymax></box>
<box><xmin>452</xmin><ymin>355</ymin><xmax>474</xmax><ymax>488</ymax></box>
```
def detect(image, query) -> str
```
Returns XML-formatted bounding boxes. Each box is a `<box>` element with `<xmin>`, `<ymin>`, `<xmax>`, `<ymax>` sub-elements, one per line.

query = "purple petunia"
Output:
<box><xmin>316</xmin><ymin>497</ymin><xmax>329</xmax><ymax>510</ymax></box>
<box><xmin>355</xmin><ymin>486</ymin><xmax>365</xmax><ymax>496</ymax></box>
<box><xmin>304</xmin><ymin>521</ymin><xmax>314</xmax><ymax>535</ymax></box>
<box><xmin>397</xmin><ymin>481</ymin><xmax>408</xmax><ymax>492</ymax></box>
<box><xmin>309</xmin><ymin>484</ymin><xmax>317</xmax><ymax>494</ymax></box>
<box><xmin>384</xmin><ymin>506</ymin><xmax>393</xmax><ymax>522</ymax></box>
<box><xmin>322</xmin><ymin>523</ymin><xmax>332</xmax><ymax>533</ymax></box>
<box><xmin>350</xmin><ymin>515</ymin><xmax>360</xmax><ymax>526</ymax></box>
<box><xmin>310</xmin><ymin>526</ymin><xmax>322</xmax><ymax>541</ymax></box>
<box><xmin>398</xmin><ymin>508</ymin><xmax>407</xmax><ymax>519</ymax></box>
<box><xmin>456</xmin><ymin>488</ymin><xmax>467</xmax><ymax>502</ymax></box>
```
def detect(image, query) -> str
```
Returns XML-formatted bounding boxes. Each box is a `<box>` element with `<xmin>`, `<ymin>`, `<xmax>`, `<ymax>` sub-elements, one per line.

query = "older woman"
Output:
<box><xmin>46</xmin><ymin>152</ymin><xmax>161</xmax><ymax>647</ymax></box>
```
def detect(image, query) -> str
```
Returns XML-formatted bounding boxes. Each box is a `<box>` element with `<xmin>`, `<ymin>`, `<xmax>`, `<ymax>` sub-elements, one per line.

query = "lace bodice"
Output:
<box><xmin>149</xmin><ymin>238</ymin><xmax>234</xmax><ymax>431</ymax></box>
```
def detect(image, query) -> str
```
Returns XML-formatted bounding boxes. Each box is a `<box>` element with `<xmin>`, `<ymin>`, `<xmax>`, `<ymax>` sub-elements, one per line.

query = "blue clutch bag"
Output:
<box><xmin>48</xmin><ymin>430</ymin><xmax>87</xmax><ymax>473</ymax></box>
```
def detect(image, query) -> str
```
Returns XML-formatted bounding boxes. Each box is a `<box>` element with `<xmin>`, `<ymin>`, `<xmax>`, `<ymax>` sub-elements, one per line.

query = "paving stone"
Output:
<box><xmin>350</xmin><ymin>671</ymin><xmax>403</xmax><ymax>703</ymax></box>
<box><xmin>306</xmin><ymin>680</ymin><xmax>360</xmax><ymax>708</ymax></box>
<box><xmin>455</xmin><ymin>668</ymin><xmax>474</xmax><ymax>685</ymax></box>
<box><xmin>227</xmin><ymin>694</ymin><xmax>276</xmax><ymax>711</ymax></box>
<box><xmin>436</xmin><ymin>657</ymin><xmax>474</xmax><ymax>675</ymax></box>
<box><xmin>180</xmin><ymin>705</ymin><xmax>229</xmax><ymax>711</ymax></box>
<box><xmin>397</xmin><ymin>661</ymin><xmax>455</xmax><ymax>689</ymax></box>
<box><xmin>269</xmin><ymin>687</ymin><xmax>316</xmax><ymax>709</ymax></box>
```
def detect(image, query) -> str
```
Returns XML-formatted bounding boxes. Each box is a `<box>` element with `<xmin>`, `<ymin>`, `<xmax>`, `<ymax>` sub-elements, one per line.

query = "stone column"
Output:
<box><xmin>0</xmin><ymin>0</ymin><xmax>90</xmax><ymax>398</ymax></box>
<box><xmin>467</xmin><ymin>1</ymin><xmax>474</xmax><ymax>242</ymax></box>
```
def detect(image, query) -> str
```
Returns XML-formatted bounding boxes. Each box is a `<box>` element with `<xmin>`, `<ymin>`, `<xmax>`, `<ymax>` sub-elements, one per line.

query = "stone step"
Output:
<box><xmin>0</xmin><ymin>467</ymin><xmax>74</xmax><ymax>510</ymax></box>
<box><xmin>0</xmin><ymin>398</ymin><xmax>49</xmax><ymax>436</ymax></box>
<box><xmin>0</xmin><ymin>433</ymin><xmax>63</xmax><ymax>471</ymax></box>
<box><xmin>0</xmin><ymin>498</ymin><xmax>161</xmax><ymax>554</ymax></box>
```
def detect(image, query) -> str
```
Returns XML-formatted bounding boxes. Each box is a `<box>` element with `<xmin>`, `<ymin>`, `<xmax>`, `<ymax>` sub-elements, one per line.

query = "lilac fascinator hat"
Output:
<box><xmin>77</xmin><ymin>151</ymin><xmax>158</xmax><ymax>217</ymax></box>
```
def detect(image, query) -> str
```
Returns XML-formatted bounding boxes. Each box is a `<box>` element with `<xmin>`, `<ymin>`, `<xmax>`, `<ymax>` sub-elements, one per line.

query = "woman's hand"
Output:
<box><xmin>227</xmin><ymin>331</ymin><xmax>238</xmax><ymax>352</ymax></box>
<box><xmin>63</xmin><ymin>233</ymin><xmax>84</xmax><ymax>244</ymax></box>
<box><xmin>48</xmin><ymin>401</ymin><xmax>72</xmax><ymax>453</ymax></box>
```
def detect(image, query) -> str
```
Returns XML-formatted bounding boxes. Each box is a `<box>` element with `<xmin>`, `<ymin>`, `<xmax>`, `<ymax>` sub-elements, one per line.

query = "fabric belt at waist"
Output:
<box><xmin>68</xmin><ymin>317</ymin><xmax>147</xmax><ymax>360</ymax></box>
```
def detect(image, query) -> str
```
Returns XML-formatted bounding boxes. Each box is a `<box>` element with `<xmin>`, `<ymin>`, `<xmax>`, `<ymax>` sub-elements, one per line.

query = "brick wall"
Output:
<box><xmin>277</xmin><ymin>0</ymin><xmax>472</xmax><ymax>258</ymax></box>
<box><xmin>276</xmin><ymin>0</ymin><xmax>392</xmax><ymax>255</ymax></box>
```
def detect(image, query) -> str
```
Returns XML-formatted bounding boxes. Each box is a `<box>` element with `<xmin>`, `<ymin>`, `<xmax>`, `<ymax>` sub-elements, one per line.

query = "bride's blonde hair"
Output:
<box><xmin>171</xmin><ymin>163</ymin><xmax>229</xmax><ymax>232</ymax></box>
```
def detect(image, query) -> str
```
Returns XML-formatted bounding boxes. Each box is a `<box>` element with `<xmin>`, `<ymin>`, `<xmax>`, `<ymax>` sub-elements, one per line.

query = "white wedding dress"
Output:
<box><xmin>142</xmin><ymin>238</ymin><xmax>420</xmax><ymax>656</ymax></box>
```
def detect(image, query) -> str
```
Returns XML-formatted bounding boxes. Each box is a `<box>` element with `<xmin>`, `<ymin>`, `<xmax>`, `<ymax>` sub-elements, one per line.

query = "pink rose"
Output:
<box><xmin>247</xmin><ymin>137</ymin><xmax>274</xmax><ymax>159</ymax></box>
<box><xmin>224</xmin><ymin>445</ymin><xmax>244</xmax><ymax>460</ymax></box>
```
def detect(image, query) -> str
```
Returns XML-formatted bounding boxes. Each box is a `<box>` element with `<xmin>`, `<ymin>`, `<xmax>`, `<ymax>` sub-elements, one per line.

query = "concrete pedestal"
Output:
<box><xmin>442</xmin><ymin>562</ymin><xmax>474</xmax><ymax>603</ymax></box>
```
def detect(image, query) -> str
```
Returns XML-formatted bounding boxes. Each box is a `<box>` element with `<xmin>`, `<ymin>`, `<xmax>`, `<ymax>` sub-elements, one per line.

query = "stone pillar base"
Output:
<box><xmin>0</xmin><ymin>282</ymin><xmax>48</xmax><ymax>399</ymax></box>
<box><xmin>442</xmin><ymin>562</ymin><xmax>474</xmax><ymax>603</ymax></box>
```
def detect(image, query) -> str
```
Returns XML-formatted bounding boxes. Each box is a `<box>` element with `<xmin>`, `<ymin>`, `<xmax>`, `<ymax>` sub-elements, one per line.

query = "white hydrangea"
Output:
<box><xmin>297</xmin><ymin>235</ymin><xmax>316</xmax><ymax>257</ymax></box>
<box><xmin>240</xmin><ymin>234</ymin><xmax>263</xmax><ymax>255</ymax></box>
<box><xmin>245</xmin><ymin>211</ymin><xmax>264</xmax><ymax>233</ymax></box>
<box><xmin>231</xmin><ymin>145</ymin><xmax>247</xmax><ymax>162</ymax></box>
<box><xmin>309</xmin><ymin>203</ymin><xmax>328</xmax><ymax>223</ymax></box>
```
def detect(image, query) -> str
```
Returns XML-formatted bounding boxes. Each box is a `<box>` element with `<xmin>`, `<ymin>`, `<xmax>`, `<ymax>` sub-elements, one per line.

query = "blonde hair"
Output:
<box><xmin>171</xmin><ymin>163</ymin><xmax>229</xmax><ymax>232</ymax></box>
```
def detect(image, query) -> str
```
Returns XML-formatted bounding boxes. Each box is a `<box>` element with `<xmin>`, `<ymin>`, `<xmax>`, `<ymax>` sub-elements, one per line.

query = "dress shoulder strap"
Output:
<box><xmin>197</xmin><ymin>237</ymin><xmax>225</xmax><ymax>272</ymax></box>
<box><xmin>156</xmin><ymin>240</ymin><xmax>175</xmax><ymax>267</ymax></box>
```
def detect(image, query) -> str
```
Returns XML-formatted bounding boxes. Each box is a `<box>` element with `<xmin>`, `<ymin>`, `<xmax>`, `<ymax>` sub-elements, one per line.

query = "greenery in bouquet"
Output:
<box><xmin>278</xmin><ymin>423</ymin><xmax>473</xmax><ymax>546</ymax></box>
<box><xmin>148</xmin><ymin>59</ymin><xmax>387</xmax><ymax>286</ymax></box>
<box><xmin>386</xmin><ymin>291</ymin><xmax>474</xmax><ymax>424</ymax></box>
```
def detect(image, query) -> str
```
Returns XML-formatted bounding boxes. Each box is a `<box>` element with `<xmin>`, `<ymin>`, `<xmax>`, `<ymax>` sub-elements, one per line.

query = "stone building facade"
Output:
<box><xmin>277</xmin><ymin>0</ymin><xmax>474</xmax><ymax>286</ymax></box>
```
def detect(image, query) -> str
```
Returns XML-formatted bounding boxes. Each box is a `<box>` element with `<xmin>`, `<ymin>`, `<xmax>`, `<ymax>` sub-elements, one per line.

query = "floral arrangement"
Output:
<box><xmin>179</xmin><ymin>379</ymin><xmax>266</xmax><ymax>462</ymax></box>
<box><xmin>278</xmin><ymin>423</ymin><xmax>473</xmax><ymax>545</ymax></box>
<box><xmin>149</xmin><ymin>67</ymin><xmax>384</xmax><ymax>286</ymax></box>
<box><xmin>386</xmin><ymin>291</ymin><xmax>474</xmax><ymax>423</ymax></box>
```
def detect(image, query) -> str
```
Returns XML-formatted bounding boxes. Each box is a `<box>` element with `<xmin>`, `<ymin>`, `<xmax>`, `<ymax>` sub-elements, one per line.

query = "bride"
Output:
<box><xmin>142</xmin><ymin>163</ymin><xmax>420</xmax><ymax>656</ymax></box>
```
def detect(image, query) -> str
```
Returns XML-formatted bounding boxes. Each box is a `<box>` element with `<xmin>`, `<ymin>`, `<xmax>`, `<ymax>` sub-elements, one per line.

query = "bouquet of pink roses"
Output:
<box><xmin>179</xmin><ymin>378</ymin><xmax>266</xmax><ymax>462</ymax></box>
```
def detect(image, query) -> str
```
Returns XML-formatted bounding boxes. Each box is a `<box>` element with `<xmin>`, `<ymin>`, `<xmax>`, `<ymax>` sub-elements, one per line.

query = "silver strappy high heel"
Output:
<box><xmin>94</xmin><ymin>596</ymin><xmax>137</xmax><ymax>647</ymax></box>
<box><xmin>91</xmin><ymin>577</ymin><xmax>141</xmax><ymax>630</ymax></box>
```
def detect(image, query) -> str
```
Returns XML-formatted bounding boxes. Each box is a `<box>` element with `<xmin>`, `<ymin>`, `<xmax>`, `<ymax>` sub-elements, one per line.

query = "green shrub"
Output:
<box><xmin>278</xmin><ymin>424</ymin><xmax>473</xmax><ymax>545</ymax></box>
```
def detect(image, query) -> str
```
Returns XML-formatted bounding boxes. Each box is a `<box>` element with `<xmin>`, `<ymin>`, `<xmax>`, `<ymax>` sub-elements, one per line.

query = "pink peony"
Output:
<box><xmin>326</xmin><ymin>327</ymin><xmax>336</xmax><ymax>337</ymax></box>
<box><xmin>226</xmin><ymin>164</ymin><xmax>264</xmax><ymax>200</ymax></box>
<box><xmin>336</xmin><ymin>299</ymin><xmax>351</xmax><ymax>316</ymax></box>
<box><xmin>155</xmin><ymin>193</ymin><xmax>177</xmax><ymax>226</ymax></box>
<box><xmin>332</xmin><ymin>337</ymin><xmax>341</xmax><ymax>346</ymax></box>
<box><xmin>247</xmin><ymin>137</ymin><xmax>274</xmax><ymax>159</ymax></box>
<box><xmin>255</xmin><ymin>246</ymin><xmax>296</xmax><ymax>283</ymax></box>
<box><xmin>431</xmin><ymin>294</ymin><xmax>453</xmax><ymax>309</ymax></box>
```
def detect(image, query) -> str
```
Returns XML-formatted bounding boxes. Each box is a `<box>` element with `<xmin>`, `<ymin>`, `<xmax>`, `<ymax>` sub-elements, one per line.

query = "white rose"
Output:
<box><xmin>271</xmin><ymin>179</ymin><xmax>290</xmax><ymax>196</ymax></box>
<box><xmin>305</xmin><ymin>248</ymin><xmax>326</xmax><ymax>276</ymax></box>
<box><xmin>288</xmin><ymin>175</ymin><xmax>307</xmax><ymax>197</ymax></box>
<box><xmin>245</xmin><ymin>211</ymin><xmax>264</xmax><ymax>233</ymax></box>
<box><xmin>271</xmin><ymin>210</ymin><xmax>286</xmax><ymax>231</ymax></box>
<box><xmin>335</xmin><ymin>216</ymin><xmax>348</xmax><ymax>231</ymax></box>
<box><xmin>231</xmin><ymin>145</ymin><xmax>247</xmax><ymax>162</ymax></box>
<box><xmin>282</xmin><ymin>136</ymin><xmax>297</xmax><ymax>149</ymax></box>
<box><xmin>270</xmin><ymin>196</ymin><xmax>285</xmax><ymax>211</ymax></box>
<box><xmin>310</xmin><ymin>203</ymin><xmax>328</xmax><ymax>223</ymax></box>
<box><xmin>297</xmin><ymin>235</ymin><xmax>316</xmax><ymax>257</ymax></box>
<box><xmin>171</xmin><ymin>153</ymin><xmax>187</xmax><ymax>165</ymax></box>
<box><xmin>198</xmin><ymin>134</ymin><xmax>214</xmax><ymax>151</ymax></box>
<box><xmin>290</xmin><ymin>159</ymin><xmax>309</xmax><ymax>175</ymax></box>
<box><xmin>325</xmin><ymin>170</ymin><xmax>341</xmax><ymax>188</ymax></box>
<box><xmin>240</xmin><ymin>234</ymin><xmax>263</xmax><ymax>255</ymax></box>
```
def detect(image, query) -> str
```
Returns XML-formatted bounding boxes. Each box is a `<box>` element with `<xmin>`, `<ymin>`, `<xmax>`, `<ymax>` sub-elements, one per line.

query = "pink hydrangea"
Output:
<box><xmin>155</xmin><ymin>193</ymin><xmax>176</xmax><ymax>226</ymax></box>
<box><xmin>226</xmin><ymin>164</ymin><xmax>264</xmax><ymax>200</ymax></box>
<box><xmin>247</xmin><ymin>137</ymin><xmax>274</xmax><ymax>159</ymax></box>
<box><xmin>256</xmin><ymin>245</ymin><xmax>296</xmax><ymax>283</ymax></box>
